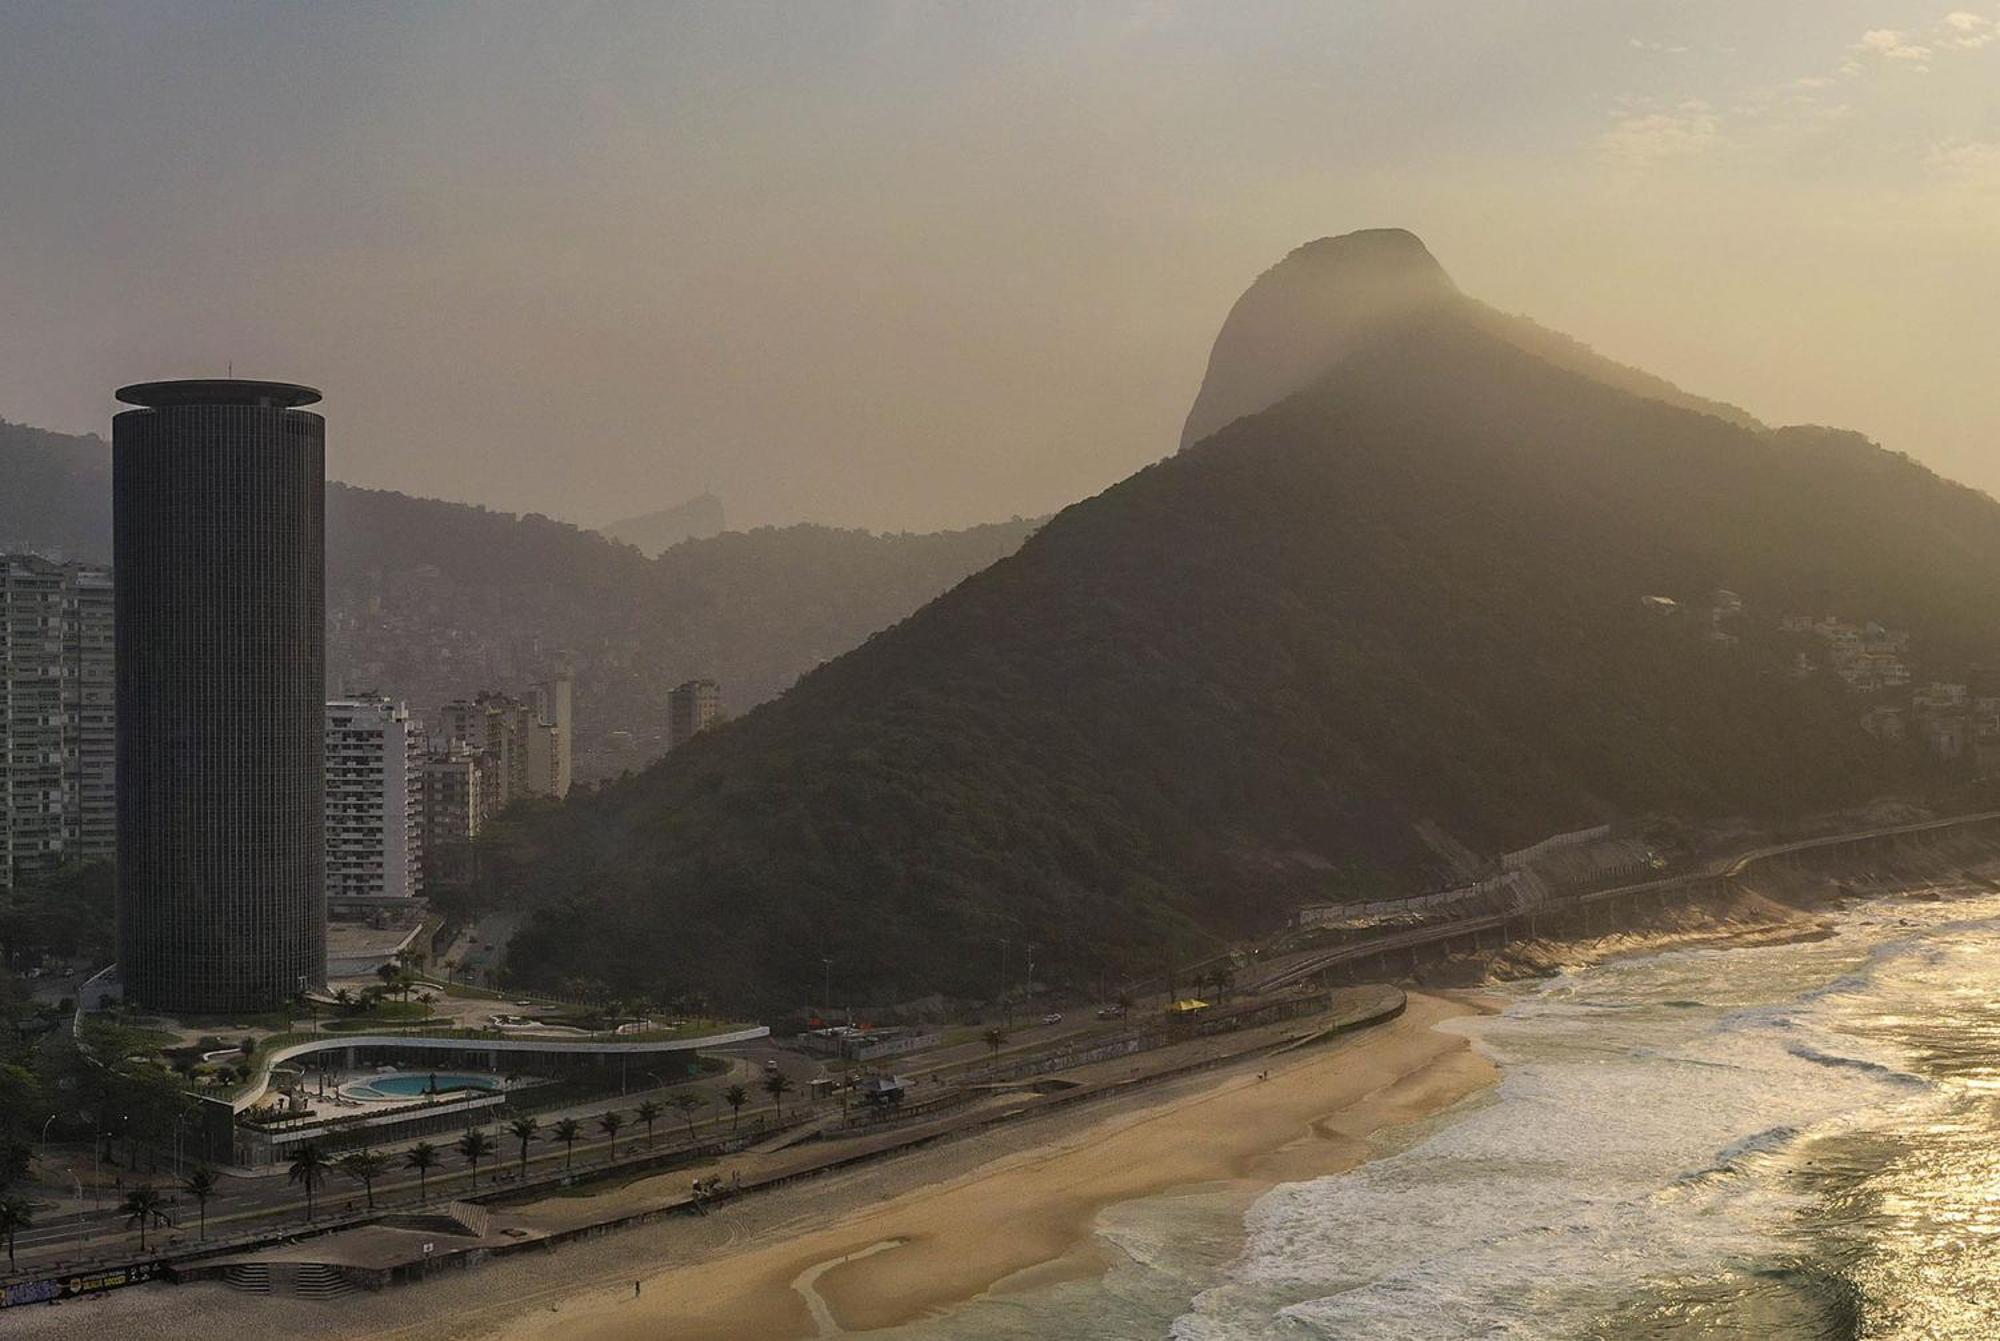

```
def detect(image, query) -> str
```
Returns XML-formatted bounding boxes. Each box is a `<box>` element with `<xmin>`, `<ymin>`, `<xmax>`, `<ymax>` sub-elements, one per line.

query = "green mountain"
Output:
<box><xmin>0</xmin><ymin>421</ymin><xmax>1034</xmax><ymax>777</ymax></box>
<box><xmin>492</xmin><ymin>230</ymin><xmax>1997</xmax><ymax>1012</ymax></box>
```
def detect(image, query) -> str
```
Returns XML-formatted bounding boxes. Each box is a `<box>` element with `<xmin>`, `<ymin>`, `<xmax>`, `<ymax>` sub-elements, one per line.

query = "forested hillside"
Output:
<box><xmin>489</xmin><ymin>256</ymin><xmax>2000</xmax><ymax>1013</ymax></box>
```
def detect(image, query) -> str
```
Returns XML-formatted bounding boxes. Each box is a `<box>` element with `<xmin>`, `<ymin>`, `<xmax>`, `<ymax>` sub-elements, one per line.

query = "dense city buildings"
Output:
<box><xmin>113</xmin><ymin>379</ymin><xmax>327</xmax><ymax>1013</ymax></box>
<box><xmin>667</xmin><ymin>677</ymin><xmax>722</xmax><ymax>750</ymax></box>
<box><xmin>418</xmin><ymin>741</ymin><xmax>492</xmax><ymax>888</ymax></box>
<box><xmin>0</xmin><ymin>554</ymin><xmax>114</xmax><ymax>888</ymax></box>
<box><xmin>325</xmin><ymin>695</ymin><xmax>424</xmax><ymax>900</ymax></box>
<box><xmin>435</xmin><ymin>677</ymin><xmax>572</xmax><ymax>809</ymax></box>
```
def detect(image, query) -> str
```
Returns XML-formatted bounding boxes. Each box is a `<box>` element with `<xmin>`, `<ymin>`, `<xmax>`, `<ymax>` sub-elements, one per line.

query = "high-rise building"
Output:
<box><xmin>325</xmin><ymin>695</ymin><xmax>424</xmax><ymax>900</ymax></box>
<box><xmin>668</xmin><ymin>678</ymin><xmax>722</xmax><ymax>750</ymax></box>
<box><xmin>528</xmin><ymin>672</ymin><xmax>573</xmax><ymax>798</ymax></box>
<box><xmin>419</xmin><ymin>741</ymin><xmax>492</xmax><ymax>888</ymax></box>
<box><xmin>114</xmin><ymin>379</ymin><xmax>326</xmax><ymax>1013</ymax></box>
<box><xmin>1</xmin><ymin>555</ymin><xmax>114</xmax><ymax>888</ymax></box>
<box><xmin>438</xmin><ymin>692</ymin><xmax>522</xmax><ymax>808</ymax></box>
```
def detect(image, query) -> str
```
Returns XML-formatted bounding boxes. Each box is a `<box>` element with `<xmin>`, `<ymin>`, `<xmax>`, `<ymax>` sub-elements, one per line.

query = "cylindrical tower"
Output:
<box><xmin>113</xmin><ymin>379</ymin><xmax>326</xmax><ymax>1013</ymax></box>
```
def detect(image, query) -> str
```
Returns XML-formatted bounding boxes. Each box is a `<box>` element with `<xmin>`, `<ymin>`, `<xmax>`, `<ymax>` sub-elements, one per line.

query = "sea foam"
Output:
<box><xmin>1171</xmin><ymin>904</ymin><xmax>1969</xmax><ymax>1340</ymax></box>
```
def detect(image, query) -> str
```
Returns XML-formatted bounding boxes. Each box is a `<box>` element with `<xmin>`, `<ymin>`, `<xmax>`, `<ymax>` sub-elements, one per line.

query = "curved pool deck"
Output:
<box><xmin>233</xmin><ymin>1024</ymin><xmax>770</xmax><ymax>1113</ymax></box>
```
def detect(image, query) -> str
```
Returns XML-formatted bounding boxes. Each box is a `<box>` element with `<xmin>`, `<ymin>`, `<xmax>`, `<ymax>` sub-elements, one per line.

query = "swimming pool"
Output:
<box><xmin>343</xmin><ymin>1072</ymin><xmax>502</xmax><ymax>1101</ymax></box>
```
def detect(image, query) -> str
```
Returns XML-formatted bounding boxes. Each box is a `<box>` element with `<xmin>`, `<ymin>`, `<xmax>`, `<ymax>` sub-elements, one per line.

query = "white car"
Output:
<box><xmin>1042</xmin><ymin>1012</ymin><xmax>1064</xmax><ymax>1026</ymax></box>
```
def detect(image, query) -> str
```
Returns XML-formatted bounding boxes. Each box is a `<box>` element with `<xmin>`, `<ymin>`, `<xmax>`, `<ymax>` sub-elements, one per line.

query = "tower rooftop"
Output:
<box><xmin>115</xmin><ymin>378</ymin><xmax>322</xmax><ymax>409</ymax></box>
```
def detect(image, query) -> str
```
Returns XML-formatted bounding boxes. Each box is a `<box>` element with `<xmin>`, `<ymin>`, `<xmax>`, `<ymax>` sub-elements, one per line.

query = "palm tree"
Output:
<box><xmin>668</xmin><ymin>1091</ymin><xmax>703</xmax><ymax>1142</ymax></box>
<box><xmin>0</xmin><ymin>1196</ymin><xmax>32</xmax><ymax>1270</ymax></box>
<box><xmin>552</xmin><ymin>1117</ymin><xmax>582</xmax><ymax>1169</ymax></box>
<box><xmin>762</xmin><ymin>1071</ymin><xmax>794</xmax><ymax>1117</ymax></box>
<box><xmin>404</xmin><ymin>1141</ymin><xmax>440</xmax><ymax>1203</ymax></box>
<box><xmin>456</xmin><ymin>1127</ymin><xmax>497</xmax><ymax>1187</ymax></box>
<box><xmin>724</xmin><ymin>1083</ymin><xmax>749</xmax><ymax>1130</ymax></box>
<box><xmin>635</xmin><ymin>1099</ymin><xmax>663</xmax><ymax>1148</ymax></box>
<box><xmin>289</xmin><ymin>1144</ymin><xmax>331</xmax><ymax>1221</ymax></box>
<box><xmin>338</xmin><ymin>1149</ymin><xmax>388</xmax><ymax>1209</ymax></box>
<box><xmin>597</xmin><ymin>1109</ymin><xmax>625</xmax><ymax>1159</ymax></box>
<box><xmin>181</xmin><ymin>1166</ymin><xmax>219</xmax><ymax>1240</ymax></box>
<box><xmin>120</xmin><ymin>1184</ymin><xmax>167</xmax><ymax>1251</ymax></box>
<box><xmin>983</xmin><ymin>1027</ymin><xmax>1007</xmax><ymax>1060</ymax></box>
<box><xmin>507</xmin><ymin>1115</ymin><xmax>541</xmax><ymax>1179</ymax></box>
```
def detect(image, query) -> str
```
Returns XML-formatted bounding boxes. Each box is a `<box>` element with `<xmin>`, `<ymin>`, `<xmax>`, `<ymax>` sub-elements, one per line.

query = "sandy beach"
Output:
<box><xmin>0</xmin><ymin>990</ymin><xmax>1496</xmax><ymax>1341</ymax></box>
<box><xmin>487</xmin><ymin>989</ymin><xmax>1496</xmax><ymax>1341</ymax></box>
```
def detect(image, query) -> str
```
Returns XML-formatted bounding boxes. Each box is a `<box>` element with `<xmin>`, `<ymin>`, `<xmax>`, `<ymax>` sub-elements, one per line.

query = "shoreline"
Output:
<box><xmin>483</xmin><ymin>989</ymin><xmax>1499</xmax><ymax>1340</ymax></box>
<box><xmin>20</xmin><ymin>828</ymin><xmax>1999</xmax><ymax>1339</ymax></box>
<box><xmin>476</xmin><ymin>838</ymin><xmax>2000</xmax><ymax>1341</ymax></box>
<box><xmin>1428</xmin><ymin>821</ymin><xmax>2000</xmax><ymax>990</ymax></box>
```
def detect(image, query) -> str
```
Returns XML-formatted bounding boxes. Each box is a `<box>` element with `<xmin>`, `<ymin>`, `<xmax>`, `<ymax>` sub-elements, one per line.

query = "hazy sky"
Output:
<box><xmin>1</xmin><ymin>2</ymin><xmax>1994</xmax><ymax>532</ymax></box>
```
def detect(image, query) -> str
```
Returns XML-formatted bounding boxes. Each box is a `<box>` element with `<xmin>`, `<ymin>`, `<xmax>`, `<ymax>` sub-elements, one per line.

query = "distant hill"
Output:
<box><xmin>0</xmin><ymin>421</ymin><xmax>1035</xmax><ymax>778</ymax></box>
<box><xmin>0</xmin><ymin>420</ymin><xmax>114</xmax><ymax>560</ymax></box>
<box><xmin>489</xmin><ymin>231</ymin><xmax>1999</xmax><ymax>1013</ymax></box>
<box><xmin>598</xmin><ymin>493</ymin><xmax>727</xmax><ymax>556</ymax></box>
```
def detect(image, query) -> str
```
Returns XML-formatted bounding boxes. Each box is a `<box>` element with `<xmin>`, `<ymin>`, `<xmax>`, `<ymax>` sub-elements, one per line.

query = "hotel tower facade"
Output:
<box><xmin>113</xmin><ymin>379</ymin><xmax>326</xmax><ymax>1012</ymax></box>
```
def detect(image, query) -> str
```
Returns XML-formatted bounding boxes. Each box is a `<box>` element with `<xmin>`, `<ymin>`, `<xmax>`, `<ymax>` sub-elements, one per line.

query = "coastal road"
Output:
<box><xmin>1250</xmin><ymin>809</ymin><xmax>2000</xmax><ymax>994</ymax></box>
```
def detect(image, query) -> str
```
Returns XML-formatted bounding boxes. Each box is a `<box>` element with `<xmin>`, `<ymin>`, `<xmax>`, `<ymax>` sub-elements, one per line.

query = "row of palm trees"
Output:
<box><xmin>34</xmin><ymin>1166</ymin><xmax>231</xmax><ymax>1261</ymax></box>
<box><xmin>7</xmin><ymin>1074</ymin><xmax>809</xmax><ymax>1268</ymax></box>
<box><xmin>278</xmin><ymin>1075</ymin><xmax>797</xmax><ymax>1221</ymax></box>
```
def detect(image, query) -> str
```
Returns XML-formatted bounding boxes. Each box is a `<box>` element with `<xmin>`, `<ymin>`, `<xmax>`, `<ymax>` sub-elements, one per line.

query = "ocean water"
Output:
<box><xmin>889</xmin><ymin>883</ymin><xmax>2000</xmax><ymax>1340</ymax></box>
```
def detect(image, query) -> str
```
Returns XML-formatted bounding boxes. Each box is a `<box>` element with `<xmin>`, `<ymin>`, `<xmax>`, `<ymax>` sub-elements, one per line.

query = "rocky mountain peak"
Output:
<box><xmin>1180</xmin><ymin>228</ymin><xmax>1460</xmax><ymax>450</ymax></box>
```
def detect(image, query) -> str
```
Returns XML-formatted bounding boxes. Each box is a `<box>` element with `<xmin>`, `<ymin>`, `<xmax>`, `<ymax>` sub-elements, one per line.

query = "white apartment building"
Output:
<box><xmin>1</xmin><ymin>555</ymin><xmax>114</xmax><ymax>888</ymax></box>
<box><xmin>528</xmin><ymin>673</ymin><xmax>573</xmax><ymax>798</ymax></box>
<box><xmin>325</xmin><ymin>695</ymin><xmax>424</xmax><ymax>899</ymax></box>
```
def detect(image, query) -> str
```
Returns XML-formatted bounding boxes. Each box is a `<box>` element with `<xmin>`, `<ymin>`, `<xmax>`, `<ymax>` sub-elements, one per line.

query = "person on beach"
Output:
<box><xmin>634</xmin><ymin>1280</ymin><xmax>641</xmax><ymax>1298</ymax></box>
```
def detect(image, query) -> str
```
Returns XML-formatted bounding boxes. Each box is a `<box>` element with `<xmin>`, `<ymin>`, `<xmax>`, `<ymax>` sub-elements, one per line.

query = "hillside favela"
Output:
<box><xmin>1</xmin><ymin>6</ymin><xmax>1998</xmax><ymax>1340</ymax></box>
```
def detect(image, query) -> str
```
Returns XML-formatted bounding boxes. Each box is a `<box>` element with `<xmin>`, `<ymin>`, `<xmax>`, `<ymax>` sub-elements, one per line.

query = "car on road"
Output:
<box><xmin>1096</xmin><ymin>1005</ymin><xmax>1126</xmax><ymax>1020</ymax></box>
<box><xmin>1042</xmin><ymin>1012</ymin><xmax>1063</xmax><ymax>1026</ymax></box>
